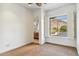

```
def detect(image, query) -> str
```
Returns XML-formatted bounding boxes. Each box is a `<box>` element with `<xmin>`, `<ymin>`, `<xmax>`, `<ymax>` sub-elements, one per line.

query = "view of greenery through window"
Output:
<box><xmin>50</xmin><ymin>15</ymin><xmax>67</xmax><ymax>37</ymax></box>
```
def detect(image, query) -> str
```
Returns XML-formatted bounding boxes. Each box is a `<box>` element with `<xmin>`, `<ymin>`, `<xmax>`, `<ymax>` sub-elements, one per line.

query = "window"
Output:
<box><xmin>50</xmin><ymin>15</ymin><xmax>67</xmax><ymax>37</ymax></box>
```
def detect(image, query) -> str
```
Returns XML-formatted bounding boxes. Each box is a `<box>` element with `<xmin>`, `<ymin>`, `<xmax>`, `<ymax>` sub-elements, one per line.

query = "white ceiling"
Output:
<box><xmin>43</xmin><ymin>3</ymin><xmax>73</xmax><ymax>11</ymax></box>
<box><xmin>20</xmin><ymin>3</ymin><xmax>41</xmax><ymax>10</ymax></box>
<box><xmin>20</xmin><ymin>3</ymin><xmax>74</xmax><ymax>11</ymax></box>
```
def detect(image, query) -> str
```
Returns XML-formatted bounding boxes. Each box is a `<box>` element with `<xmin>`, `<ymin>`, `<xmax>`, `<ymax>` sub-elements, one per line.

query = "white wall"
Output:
<box><xmin>39</xmin><ymin>7</ymin><xmax>45</xmax><ymax>44</ymax></box>
<box><xmin>0</xmin><ymin>3</ymin><xmax>33</xmax><ymax>53</ymax></box>
<box><xmin>77</xmin><ymin>4</ymin><xmax>79</xmax><ymax>54</ymax></box>
<box><xmin>45</xmin><ymin>4</ymin><xmax>76</xmax><ymax>47</ymax></box>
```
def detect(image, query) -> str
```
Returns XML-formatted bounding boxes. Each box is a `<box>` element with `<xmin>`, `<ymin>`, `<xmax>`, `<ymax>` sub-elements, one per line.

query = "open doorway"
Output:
<box><xmin>33</xmin><ymin>16</ymin><xmax>39</xmax><ymax>44</ymax></box>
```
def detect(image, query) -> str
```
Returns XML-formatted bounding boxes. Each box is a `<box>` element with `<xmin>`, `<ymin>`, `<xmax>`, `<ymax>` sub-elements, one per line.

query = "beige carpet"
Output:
<box><xmin>0</xmin><ymin>43</ymin><xmax>78</xmax><ymax>56</ymax></box>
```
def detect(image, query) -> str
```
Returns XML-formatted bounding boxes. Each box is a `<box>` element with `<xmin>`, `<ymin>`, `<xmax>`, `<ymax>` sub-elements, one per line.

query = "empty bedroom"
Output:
<box><xmin>0</xmin><ymin>3</ymin><xmax>79</xmax><ymax>56</ymax></box>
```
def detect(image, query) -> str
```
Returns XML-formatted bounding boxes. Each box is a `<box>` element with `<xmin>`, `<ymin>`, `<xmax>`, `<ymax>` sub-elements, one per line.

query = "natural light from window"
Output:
<box><xmin>50</xmin><ymin>15</ymin><xmax>67</xmax><ymax>37</ymax></box>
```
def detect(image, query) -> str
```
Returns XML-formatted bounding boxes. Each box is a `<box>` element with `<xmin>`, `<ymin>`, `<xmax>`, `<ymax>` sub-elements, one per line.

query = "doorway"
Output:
<box><xmin>33</xmin><ymin>16</ymin><xmax>39</xmax><ymax>44</ymax></box>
